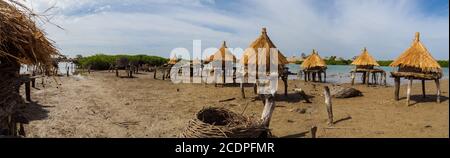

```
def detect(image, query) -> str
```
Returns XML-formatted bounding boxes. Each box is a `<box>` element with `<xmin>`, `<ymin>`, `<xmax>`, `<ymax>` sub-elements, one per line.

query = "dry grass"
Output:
<box><xmin>206</xmin><ymin>41</ymin><xmax>237</xmax><ymax>63</ymax></box>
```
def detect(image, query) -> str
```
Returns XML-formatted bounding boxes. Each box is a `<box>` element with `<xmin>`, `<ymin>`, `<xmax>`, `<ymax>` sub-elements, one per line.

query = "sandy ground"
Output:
<box><xmin>20</xmin><ymin>71</ymin><xmax>449</xmax><ymax>138</ymax></box>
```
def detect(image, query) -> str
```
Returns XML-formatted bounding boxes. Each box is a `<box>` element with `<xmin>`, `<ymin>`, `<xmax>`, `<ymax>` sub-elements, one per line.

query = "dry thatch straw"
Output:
<box><xmin>241</xmin><ymin>28</ymin><xmax>289</xmax><ymax>72</ymax></box>
<box><xmin>0</xmin><ymin>0</ymin><xmax>59</xmax><ymax>68</ymax></box>
<box><xmin>389</xmin><ymin>32</ymin><xmax>441</xmax><ymax>74</ymax></box>
<box><xmin>1</xmin><ymin>0</ymin><xmax>59</xmax><ymax>136</ymax></box>
<box><xmin>207</xmin><ymin>41</ymin><xmax>237</xmax><ymax>63</ymax></box>
<box><xmin>168</xmin><ymin>56</ymin><xmax>179</xmax><ymax>65</ymax></box>
<box><xmin>351</xmin><ymin>47</ymin><xmax>380</xmax><ymax>66</ymax></box>
<box><xmin>301</xmin><ymin>49</ymin><xmax>327</xmax><ymax>70</ymax></box>
<box><xmin>180</xmin><ymin>107</ymin><xmax>267</xmax><ymax>138</ymax></box>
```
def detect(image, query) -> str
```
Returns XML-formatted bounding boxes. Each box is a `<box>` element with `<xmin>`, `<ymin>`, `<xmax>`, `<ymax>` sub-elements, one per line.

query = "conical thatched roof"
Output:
<box><xmin>390</xmin><ymin>32</ymin><xmax>441</xmax><ymax>73</ymax></box>
<box><xmin>0</xmin><ymin>0</ymin><xmax>59</xmax><ymax>68</ymax></box>
<box><xmin>241</xmin><ymin>28</ymin><xmax>289</xmax><ymax>68</ymax></box>
<box><xmin>301</xmin><ymin>49</ymin><xmax>327</xmax><ymax>69</ymax></box>
<box><xmin>351</xmin><ymin>47</ymin><xmax>380</xmax><ymax>66</ymax></box>
<box><xmin>208</xmin><ymin>41</ymin><xmax>236</xmax><ymax>63</ymax></box>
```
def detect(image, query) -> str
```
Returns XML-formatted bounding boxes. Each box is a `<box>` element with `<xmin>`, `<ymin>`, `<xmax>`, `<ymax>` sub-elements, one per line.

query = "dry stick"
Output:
<box><xmin>435</xmin><ymin>79</ymin><xmax>441</xmax><ymax>103</ymax></box>
<box><xmin>406</xmin><ymin>79</ymin><xmax>412</xmax><ymax>106</ymax></box>
<box><xmin>323</xmin><ymin>86</ymin><xmax>333</xmax><ymax>126</ymax></box>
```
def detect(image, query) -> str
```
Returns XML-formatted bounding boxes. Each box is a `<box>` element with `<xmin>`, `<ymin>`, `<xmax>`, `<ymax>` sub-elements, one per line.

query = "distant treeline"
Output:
<box><xmin>76</xmin><ymin>54</ymin><xmax>168</xmax><ymax>70</ymax></box>
<box><xmin>295</xmin><ymin>60</ymin><xmax>449</xmax><ymax>67</ymax></box>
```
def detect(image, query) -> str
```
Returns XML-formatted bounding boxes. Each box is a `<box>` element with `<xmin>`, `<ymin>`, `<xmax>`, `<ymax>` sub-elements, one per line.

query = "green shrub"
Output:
<box><xmin>77</xmin><ymin>54</ymin><xmax>168</xmax><ymax>70</ymax></box>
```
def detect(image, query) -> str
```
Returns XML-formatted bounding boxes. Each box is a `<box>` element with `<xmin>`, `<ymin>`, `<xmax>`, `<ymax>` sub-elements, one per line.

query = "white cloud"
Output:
<box><xmin>21</xmin><ymin>0</ymin><xmax>449</xmax><ymax>60</ymax></box>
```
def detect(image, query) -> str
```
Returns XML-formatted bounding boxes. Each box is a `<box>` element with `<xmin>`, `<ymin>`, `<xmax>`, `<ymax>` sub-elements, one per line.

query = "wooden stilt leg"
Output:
<box><xmin>366</xmin><ymin>71</ymin><xmax>370</xmax><ymax>86</ymax></box>
<box><xmin>384</xmin><ymin>72</ymin><xmax>387</xmax><ymax>86</ymax></box>
<box><xmin>116</xmin><ymin>68</ymin><xmax>119</xmax><ymax>77</ymax></box>
<box><xmin>435</xmin><ymin>79</ymin><xmax>441</xmax><ymax>103</ymax></box>
<box><xmin>394</xmin><ymin>77</ymin><xmax>400</xmax><ymax>101</ymax></box>
<box><xmin>25</xmin><ymin>81</ymin><xmax>31</xmax><ymax>102</ymax></box>
<box><xmin>253</xmin><ymin>83</ymin><xmax>257</xmax><ymax>94</ymax></box>
<box><xmin>324</xmin><ymin>71</ymin><xmax>326</xmax><ymax>83</ymax></box>
<box><xmin>153</xmin><ymin>68</ymin><xmax>157</xmax><ymax>79</ymax></box>
<box><xmin>283</xmin><ymin>77</ymin><xmax>288</xmax><ymax>96</ymax></box>
<box><xmin>406</xmin><ymin>79</ymin><xmax>412</xmax><ymax>106</ymax></box>
<box><xmin>318</xmin><ymin>72</ymin><xmax>322</xmax><ymax>82</ymax></box>
<box><xmin>303</xmin><ymin>71</ymin><xmax>307</xmax><ymax>82</ymax></box>
<box><xmin>362</xmin><ymin>72</ymin><xmax>366</xmax><ymax>84</ymax></box>
<box><xmin>422</xmin><ymin>80</ymin><xmax>426</xmax><ymax>98</ymax></box>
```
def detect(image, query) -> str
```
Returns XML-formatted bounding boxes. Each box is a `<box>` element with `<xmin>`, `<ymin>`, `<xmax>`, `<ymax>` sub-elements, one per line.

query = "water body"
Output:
<box><xmin>286</xmin><ymin>64</ymin><xmax>449</xmax><ymax>85</ymax></box>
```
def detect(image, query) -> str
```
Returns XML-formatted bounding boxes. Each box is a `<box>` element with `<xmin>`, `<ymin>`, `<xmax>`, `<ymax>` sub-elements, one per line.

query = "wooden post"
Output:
<box><xmin>303</xmin><ymin>71</ymin><xmax>307</xmax><ymax>82</ymax></box>
<box><xmin>318</xmin><ymin>72</ymin><xmax>322</xmax><ymax>82</ymax></box>
<box><xmin>394</xmin><ymin>77</ymin><xmax>400</xmax><ymax>101</ymax></box>
<box><xmin>312</xmin><ymin>72</ymin><xmax>316</xmax><ymax>82</ymax></box>
<box><xmin>324</xmin><ymin>86</ymin><xmax>333</xmax><ymax>126</ymax></box>
<box><xmin>240</xmin><ymin>82</ymin><xmax>246</xmax><ymax>99</ymax></box>
<box><xmin>366</xmin><ymin>71</ymin><xmax>370</xmax><ymax>86</ymax></box>
<box><xmin>362</xmin><ymin>72</ymin><xmax>366</xmax><ymax>84</ymax></box>
<box><xmin>351</xmin><ymin>72</ymin><xmax>355</xmax><ymax>85</ymax></box>
<box><xmin>162</xmin><ymin>69</ymin><xmax>166</xmax><ymax>80</ymax></box>
<box><xmin>66</xmin><ymin>67</ymin><xmax>70</xmax><ymax>77</ymax></box>
<box><xmin>422</xmin><ymin>80</ymin><xmax>426</xmax><ymax>98</ymax></box>
<box><xmin>406</xmin><ymin>79</ymin><xmax>412</xmax><ymax>106</ymax></box>
<box><xmin>253</xmin><ymin>83</ymin><xmax>257</xmax><ymax>94</ymax></box>
<box><xmin>310</xmin><ymin>126</ymin><xmax>317</xmax><ymax>138</ymax></box>
<box><xmin>324</xmin><ymin>71</ymin><xmax>326</xmax><ymax>83</ymax></box>
<box><xmin>435</xmin><ymin>79</ymin><xmax>441</xmax><ymax>103</ymax></box>
<box><xmin>283</xmin><ymin>77</ymin><xmax>288</xmax><ymax>96</ymax></box>
<box><xmin>294</xmin><ymin>88</ymin><xmax>311</xmax><ymax>103</ymax></box>
<box><xmin>260</xmin><ymin>94</ymin><xmax>276</xmax><ymax>128</ymax></box>
<box><xmin>31</xmin><ymin>78</ymin><xmax>35</xmax><ymax>88</ymax></box>
<box><xmin>25</xmin><ymin>81</ymin><xmax>31</xmax><ymax>102</ymax></box>
<box><xmin>153</xmin><ymin>68</ymin><xmax>157</xmax><ymax>79</ymax></box>
<box><xmin>116</xmin><ymin>68</ymin><xmax>119</xmax><ymax>77</ymax></box>
<box><xmin>383</xmin><ymin>72</ymin><xmax>387</xmax><ymax>86</ymax></box>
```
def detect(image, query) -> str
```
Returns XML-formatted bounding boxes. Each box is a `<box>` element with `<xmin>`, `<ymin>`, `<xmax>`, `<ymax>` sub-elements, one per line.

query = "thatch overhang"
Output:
<box><xmin>351</xmin><ymin>47</ymin><xmax>380</xmax><ymax>68</ymax></box>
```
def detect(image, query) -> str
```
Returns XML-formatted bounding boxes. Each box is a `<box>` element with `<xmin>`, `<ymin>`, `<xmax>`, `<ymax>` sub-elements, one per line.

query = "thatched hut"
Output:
<box><xmin>389</xmin><ymin>32</ymin><xmax>442</xmax><ymax>106</ymax></box>
<box><xmin>240</xmin><ymin>28</ymin><xmax>290</xmax><ymax>97</ymax></box>
<box><xmin>207</xmin><ymin>41</ymin><xmax>237</xmax><ymax>85</ymax></box>
<box><xmin>350</xmin><ymin>47</ymin><xmax>386</xmax><ymax>86</ymax></box>
<box><xmin>301</xmin><ymin>49</ymin><xmax>327</xmax><ymax>82</ymax></box>
<box><xmin>1</xmin><ymin>0</ymin><xmax>59</xmax><ymax>136</ymax></box>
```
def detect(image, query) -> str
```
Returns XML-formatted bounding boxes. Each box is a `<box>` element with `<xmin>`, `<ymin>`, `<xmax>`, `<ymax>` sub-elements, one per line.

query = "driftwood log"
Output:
<box><xmin>324</xmin><ymin>86</ymin><xmax>334</xmax><ymax>126</ymax></box>
<box><xmin>330</xmin><ymin>87</ymin><xmax>363</xmax><ymax>98</ymax></box>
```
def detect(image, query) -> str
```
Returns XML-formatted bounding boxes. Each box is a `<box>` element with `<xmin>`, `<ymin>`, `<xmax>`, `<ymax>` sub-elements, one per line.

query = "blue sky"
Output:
<box><xmin>23</xmin><ymin>0</ymin><xmax>449</xmax><ymax>60</ymax></box>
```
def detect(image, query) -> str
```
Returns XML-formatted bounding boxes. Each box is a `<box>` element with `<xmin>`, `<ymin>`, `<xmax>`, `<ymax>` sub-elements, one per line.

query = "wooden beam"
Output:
<box><xmin>324</xmin><ymin>86</ymin><xmax>333</xmax><ymax>126</ymax></box>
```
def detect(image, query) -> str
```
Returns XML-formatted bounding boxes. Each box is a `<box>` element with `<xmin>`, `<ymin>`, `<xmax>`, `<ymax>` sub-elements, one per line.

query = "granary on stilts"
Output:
<box><xmin>301</xmin><ymin>49</ymin><xmax>327</xmax><ymax>82</ymax></box>
<box><xmin>154</xmin><ymin>56</ymin><xmax>179</xmax><ymax>80</ymax></box>
<box><xmin>1</xmin><ymin>0</ymin><xmax>59</xmax><ymax>136</ymax></box>
<box><xmin>240</xmin><ymin>28</ymin><xmax>290</xmax><ymax>97</ymax></box>
<box><xmin>350</xmin><ymin>47</ymin><xmax>386</xmax><ymax>86</ymax></box>
<box><xmin>389</xmin><ymin>32</ymin><xmax>442</xmax><ymax>106</ymax></box>
<box><xmin>207</xmin><ymin>41</ymin><xmax>237</xmax><ymax>86</ymax></box>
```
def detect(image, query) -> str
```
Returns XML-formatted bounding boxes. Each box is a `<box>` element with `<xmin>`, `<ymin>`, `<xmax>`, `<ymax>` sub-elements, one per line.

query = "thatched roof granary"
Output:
<box><xmin>390</xmin><ymin>32</ymin><xmax>442</xmax><ymax>75</ymax></box>
<box><xmin>207</xmin><ymin>41</ymin><xmax>237</xmax><ymax>64</ymax></box>
<box><xmin>301</xmin><ymin>49</ymin><xmax>327</xmax><ymax>70</ymax></box>
<box><xmin>1</xmin><ymin>0</ymin><xmax>59</xmax><ymax>136</ymax></box>
<box><xmin>241</xmin><ymin>28</ymin><xmax>289</xmax><ymax>74</ymax></box>
<box><xmin>350</xmin><ymin>48</ymin><xmax>385</xmax><ymax>86</ymax></box>
<box><xmin>168</xmin><ymin>56</ymin><xmax>179</xmax><ymax>65</ymax></box>
<box><xmin>351</xmin><ymin>47</ymin><xmax>380</xmax><ymax>67</ymax></box>
<box><xmin>389</xmin><ymin>32</ymin><xmax>442</xmax><ymax>106</ymax></box>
